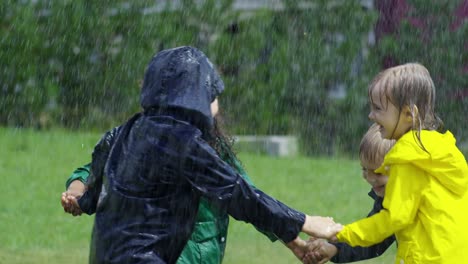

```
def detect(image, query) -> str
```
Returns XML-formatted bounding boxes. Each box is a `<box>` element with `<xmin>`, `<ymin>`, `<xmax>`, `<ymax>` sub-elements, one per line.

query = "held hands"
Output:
<box><xmin>302</xmin><ymin>238</ymin><xmax>338</xmax><ymax>264</ymax></box>
<box><xmin>287</xmin><ymin>215</ymin><xmax>342</xmax><ymax>263</ymax></box>
<box><xmin>302</xmin><ymin>215</ymin><xmax>342</xmax><ymax>241</ymax></box>
<box><xmin>286</xmin><ymin>236</ymin><xmax>309</xmax><ymax>261</ymax></box>
<box><xmin>286</xmin><ymin>236</ymin><xmax>338</xmax><ymax>264</ymax></box>
<box><xmin>60</xmin><ymin>180</ymin><xmax>85</xmax><ymax>216</ymax></box>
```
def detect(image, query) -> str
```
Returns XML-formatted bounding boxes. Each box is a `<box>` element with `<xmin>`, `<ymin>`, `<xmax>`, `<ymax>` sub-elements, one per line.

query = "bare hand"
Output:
<box><xmin>286</xmin><ymin>237</ymin><xmax>309</xmax><ymax>261</ymax></box>
<box><xmin>302</xmin><ymin>215</ymin><xmax>343</xmax><ymax>240</ymax></box>
<box><xmin>60</xmin><ymin>180</ymin><xmax>85</xmax><ymax>216</ymax></box>
<box><xmin>302</xmin><ymin>237</ymin><xmax>338</xmax><ymax>264</ymax></box>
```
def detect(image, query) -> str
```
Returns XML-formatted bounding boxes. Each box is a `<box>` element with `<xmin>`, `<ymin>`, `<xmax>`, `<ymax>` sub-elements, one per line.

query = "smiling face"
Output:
<box><xmin>368</xmin><ymin>84</ymin><xmax>412</xmax><ymax>140</ymax></box>
<box><xmin>361</xmin><ymin>158</ymin><xmax>388</xmax><ymax>197</ymax></box>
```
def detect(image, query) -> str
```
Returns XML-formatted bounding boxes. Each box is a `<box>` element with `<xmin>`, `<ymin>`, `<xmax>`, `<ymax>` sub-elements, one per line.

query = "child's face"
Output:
<box><xmin>210</xmin><ymin>98</ymin><xmax>219</xmax><ymax>117</ymax></box>
<box><xmin>361</xmin><ymin>158</ymin><xmax>388</xmax><ymax>197</ymax></box>
<box><xmin>368</xmin><ymin>85</ymin><xmax>411</xmax><ymax>140</ymax></box>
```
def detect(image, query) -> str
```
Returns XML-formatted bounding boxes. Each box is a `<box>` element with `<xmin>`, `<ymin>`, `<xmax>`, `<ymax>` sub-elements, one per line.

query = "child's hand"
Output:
<box><xmin>302</xmin><ymin>215</ymin><xmax>343</xmax><ymax>240</ymax></box>
<box><xmin>302</xmin><ymin>237</ymin><xmax>338</xmax><ymax>264</ymax></box>
<box><xmin>61</xmin><ymin>192</ymin><xmax>83</xmax><ymax>216</ymax></box>
<box><xmin>285</xmin><ymin>236</ymin><xmax>308</xmax><ymax>261</ymax></box>
<box><xmin>60</xmin><ymin>180</ymin><xmax>85</xmax><ymax>216</ymax></box>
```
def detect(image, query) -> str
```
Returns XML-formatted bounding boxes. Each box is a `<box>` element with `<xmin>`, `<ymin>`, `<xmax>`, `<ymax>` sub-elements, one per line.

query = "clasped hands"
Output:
<box><xmin>287</xmin><ymin>215</ymin><xmax>343</xmax><ymax>264</ymax></box>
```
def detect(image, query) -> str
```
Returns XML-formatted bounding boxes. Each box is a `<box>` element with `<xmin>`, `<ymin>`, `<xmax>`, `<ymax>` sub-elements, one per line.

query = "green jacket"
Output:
<box><xmin>66</xmin><ymin>148</ymin><xmax>276</xmax><ymax>264</ymax></box>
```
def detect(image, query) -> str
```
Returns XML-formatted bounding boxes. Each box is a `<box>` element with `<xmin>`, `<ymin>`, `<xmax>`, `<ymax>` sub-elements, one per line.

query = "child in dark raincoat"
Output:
<box><xmin>62</xmin><ymin>115</ymin><xmax>278</xmax><ymax>264</ymax></box>
<box><xmin>304</xmin><ymin>123</ymin><xmax>396</xmax><ymax>263</ymax></box>
<box><xmin>61</xmin><ymin>46</ymin><xmax>341</xmax><ymax>264</ymax></box>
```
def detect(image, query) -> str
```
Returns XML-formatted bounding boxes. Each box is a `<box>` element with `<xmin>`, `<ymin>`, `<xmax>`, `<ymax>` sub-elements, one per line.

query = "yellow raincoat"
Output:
<box><xmin>337</xmin><ymin>130</ymin><xmax>468</xmax><ymax>264</ymax></box>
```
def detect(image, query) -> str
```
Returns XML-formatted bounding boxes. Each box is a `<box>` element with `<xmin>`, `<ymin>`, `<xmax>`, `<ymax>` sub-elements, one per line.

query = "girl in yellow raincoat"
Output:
<box><xmin>336</xmin><ymin>63</ymin><xmax>468</xmax><ymax>264</ymax></box>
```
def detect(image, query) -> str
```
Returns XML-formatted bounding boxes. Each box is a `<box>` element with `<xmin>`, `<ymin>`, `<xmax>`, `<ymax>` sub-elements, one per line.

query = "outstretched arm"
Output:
<box><xmin>61</xmin><ymin>164</ymin><xmax>90</xmax><ymax>216</ymax></box>
<box><xmin>182</xmin><ymin>137</ymin><xmax>342</xmax><ymax>244</ymax></box>
<box><xmin>229</xmin><ymin>158</ymin><xmax>279</xmax><ymax>242</ymax></box>
<box><xmin>337</xmin><ymin>164</ymin><xmax>427</xmax><ymax>246</ymax></box>
<box><xmin>330</xmin><ymin>235</ymin><xmax>395</xmax><ymax>263</ymax></box>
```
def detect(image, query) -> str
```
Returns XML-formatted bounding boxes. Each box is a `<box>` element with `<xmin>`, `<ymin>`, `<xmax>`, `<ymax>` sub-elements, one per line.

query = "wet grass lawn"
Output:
<box><xmin>0</xmin><ymin>127</ymin><xmax>396</xmax><ymax>264</ymax></box>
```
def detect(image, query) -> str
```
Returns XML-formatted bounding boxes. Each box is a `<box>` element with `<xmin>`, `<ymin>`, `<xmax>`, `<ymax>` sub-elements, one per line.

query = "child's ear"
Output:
<box><xmin>402</xmin><ymin>105</ymin><xmax>418</xmax><ymax>122</ymax></box>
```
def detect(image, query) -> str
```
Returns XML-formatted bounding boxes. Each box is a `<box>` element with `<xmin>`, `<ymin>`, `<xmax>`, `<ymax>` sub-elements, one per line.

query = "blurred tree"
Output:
<box><xmin>4</xmin><ymin>0</ymin><xmax>464</xmax><ymax>156</ymax></box>
<box><xmin>0</xmin><ymin>1</ymin><xmax>48</xmax><ymax>127</ymax></box>
<box><xmin>41</xmin><ymin>0</ymin><xmax>234</xmax><ymax>129</ymax></box>
<box><xmin>210</xmin><ymin>10</ymin><xmax>292</xmax><ymax>135</ymax></box>
<box><xmin>374</xmin><ymin>0</ymin><xmax>468</xmax><ymax>142</ymax></box>
<box><xmin>41</xmin><ymin>1</ymin><xmax>107</xmax><ymax>128</ymax></box>
<box><xmin>281</xmin><ymin>0</ymin><xmax>378</xmax><ymax>155</ymax></box>
<box><xmin>41</xmin><ymin>0</ymin><xmax>158</xmax><ymax>128</ymax></box>
<box><xmin>211</xmin><ymin>0</ymin><xmax>378</xmax><ymax>157</ymax></box>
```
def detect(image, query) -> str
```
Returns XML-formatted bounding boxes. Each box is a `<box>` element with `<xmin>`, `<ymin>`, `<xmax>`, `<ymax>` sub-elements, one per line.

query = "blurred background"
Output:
<box><xmin>1</xmin><ymin>1</ymin><xmax>467</xmax><ymax>263</ymax></box>
<box><xmin>1</xmin><ymin>0</ymin><xmax>467</xmax><ymax>156</ymax></box>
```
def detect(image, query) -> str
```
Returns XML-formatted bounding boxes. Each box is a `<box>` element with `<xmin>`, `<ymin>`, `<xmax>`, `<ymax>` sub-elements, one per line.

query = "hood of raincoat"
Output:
<box><xmin>140</xmin><ymin>46</ymin><xmax>224</xmax><ymax>132</ymax></box>
<box><xmin>380</xmin><ymin>130</ymin><xmax>468</xmax><ymax>196</ymax></box>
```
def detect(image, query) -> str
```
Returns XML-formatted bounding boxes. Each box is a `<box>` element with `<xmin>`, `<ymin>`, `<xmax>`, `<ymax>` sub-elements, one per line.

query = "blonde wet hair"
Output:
<box><xmin>368</xmin><ymin>63</ymin><xmax>443</xmax><ymax>132</ymax></box>
<box><xmin>368</xmin><ymin>63</ymin><xmax>444</xmax><ymax>151</ymax></box>
<box><xmin>359</xmin><ymin>123</ymin><xmax>395</xmax><ymax>165</ymax></box>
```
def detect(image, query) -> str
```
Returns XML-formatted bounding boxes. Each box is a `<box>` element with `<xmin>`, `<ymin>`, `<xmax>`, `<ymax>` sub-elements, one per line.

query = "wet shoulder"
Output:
<box><xmin>144</xmin><ymin>115</ymin><xmax>203</xmax><ymax>139</ymax></box>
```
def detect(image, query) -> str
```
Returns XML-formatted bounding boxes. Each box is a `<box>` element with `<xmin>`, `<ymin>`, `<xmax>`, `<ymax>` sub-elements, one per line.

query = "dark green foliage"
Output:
<box><xmin>277</xmin><ymin>0</ymin><xmax>378</xmax><ymax>155</ymax></box>
<box><xmin>373</xmin><ymin>0</ymin><xmax>468</xmax><ymax>142</ymax></box>
<box><xmin>210</xmin><ymin>10</ymin><xmax>292</xmax><ymax>135</ymax></box>
<box><xmin>0</xmin><ymin>1</ymin><xmax>48</xmax><ymax>127</ymax></box>
<box><xmin>211</xmin><ymin>0</ymin><xmax>377</xmax><ymax>157</ymax></box>
<box><xmin>41</xmin><ymin>0</ymin><xmax>155</xmax><ymax>128</ymax></box>
<box><xmin>0</xmin><ymin>0</ymin><xmax>465</xmax><ymax>155</ymax></box>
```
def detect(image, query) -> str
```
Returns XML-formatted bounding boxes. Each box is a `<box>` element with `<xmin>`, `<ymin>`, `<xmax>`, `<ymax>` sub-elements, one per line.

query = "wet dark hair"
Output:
<box><xmin>208</xmin><ymin>112</ymin><xmax>242</xmax><ymax>170</ymax></box>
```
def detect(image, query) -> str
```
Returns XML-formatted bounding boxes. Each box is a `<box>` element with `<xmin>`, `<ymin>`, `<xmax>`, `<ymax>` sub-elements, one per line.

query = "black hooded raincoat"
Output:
<box><xmin>78</xmin><ymin>46</ymin><xmax>305</xmax><ymax>264</ymax></box>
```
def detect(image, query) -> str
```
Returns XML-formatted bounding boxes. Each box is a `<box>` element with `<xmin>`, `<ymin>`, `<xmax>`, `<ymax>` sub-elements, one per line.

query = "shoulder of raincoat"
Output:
<box><xmin>331</xmin><ymin>190</ymin><xmax>395</xmax><ymax>263</ymax></box>
<box><xmin>337</xmin><ymin>130</ymin><xmax>468</xmax><ymax>263</ymax></box>
<box><xmin>77</xmin><ymin>46</ymin><xmax>303</xmax><ymax>264</ymax></box>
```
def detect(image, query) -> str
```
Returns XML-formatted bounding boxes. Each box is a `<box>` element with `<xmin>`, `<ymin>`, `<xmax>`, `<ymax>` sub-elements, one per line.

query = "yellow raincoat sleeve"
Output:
<box><xmin>337</xmin><ymin>164</ymin><xmax>427</xmax><ymax>247</ymax></box>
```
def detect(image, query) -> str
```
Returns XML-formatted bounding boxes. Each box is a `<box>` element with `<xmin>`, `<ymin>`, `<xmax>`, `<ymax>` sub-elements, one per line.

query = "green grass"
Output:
<box><xmin>0</xmin><ymin>127</ymin><xmax>396</xmax><ymax>263</ymax></box>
